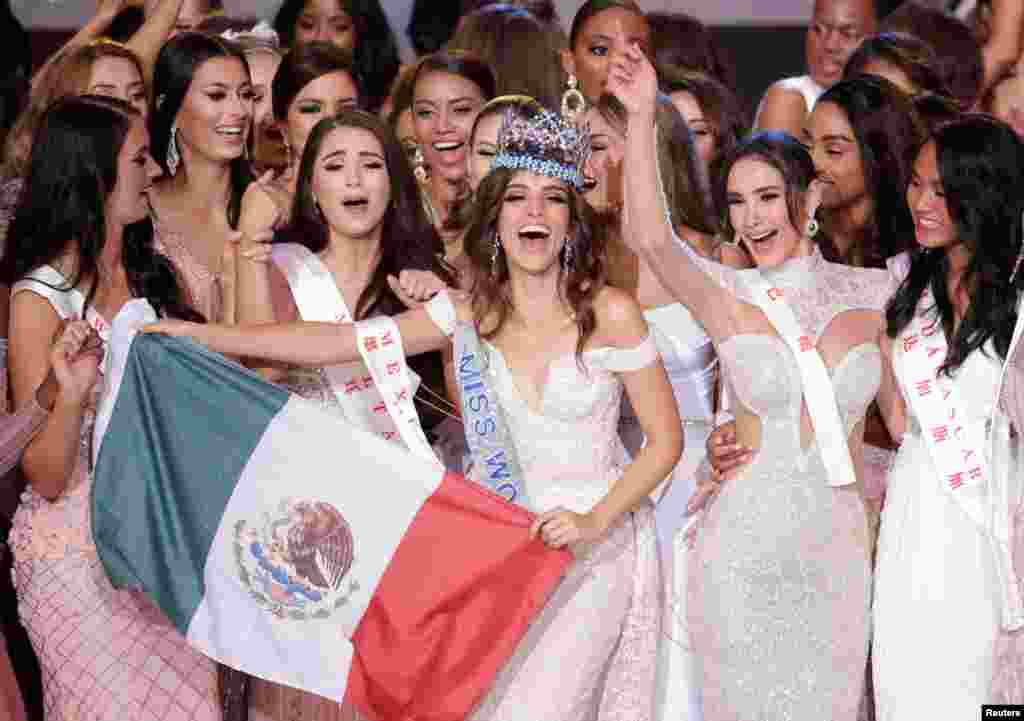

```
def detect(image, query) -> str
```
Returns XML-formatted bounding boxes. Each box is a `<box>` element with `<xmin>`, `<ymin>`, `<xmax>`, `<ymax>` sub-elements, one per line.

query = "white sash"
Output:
<box><xmin>744</xmin><ymin>272</ymin><xmax>857</xmax><ymax>488</ymax></box>
<box><xmin>895</xmin><ymin>293</ymin><xmax>987</xmax><ymax>524</ymax></box>
<box><xmin>271</xmin><ymin>244</ymin><xmax>435</xmax><ymax>463</ymax></box>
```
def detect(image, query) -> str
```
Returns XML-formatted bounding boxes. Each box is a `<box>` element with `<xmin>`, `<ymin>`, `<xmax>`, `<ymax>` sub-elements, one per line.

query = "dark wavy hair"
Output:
<box><xmin>465</xmin><ymin>166</ymin><xmax>605</xmax><ymax>361</ymax></box>
<box><xmin>844</xmin><ymin>31</ymin><xmax>951</xmax><ymax>100</ymax></box>
<box><xmin>657</xmin><ymin>66</ymin><xmax>747</xmax><ymax>215</ymax></box>
<box><xmin>446</xmin><ymin>4</ymin><xmax>564</xmax><ymax>109</ymax></box>
<box><xmin>280</xmin><ymin>109</ymin><xmax>455</xmax><ymax>320</ymax></box>
<box><xmin>0</xmin><ymin>95</ymin><xmax>201</xmax><ymax>322</ymax></box>
<box><xmin>412</xmin><ymin>50</ymin><xmax>497</xmax><ymax>107</ymax></box>
<box><xmin>814</xmin><ymin>75</ymin><xmax>923</xmax><ymax>268</ymax></box>
<box><xmin>886</xmin><ymin>115</ymin><xmax>1024</xmax><ymax>375</ymax></box>
<box><xmin>715</xmin><ymin>132</ymin><xmax>817</xmax><ymax>246</ymax></box>
<box><xmin>647</xmin><ymin>11</ymin><xmax>735</xmax><ymax>90</ymax></box>
<box><xmin>273</xmin><ymin>0</ymin><xmax>400</xmax><ymax>112</ymax></box>
<box><xmin>271</xmin><ymin>41</ymin><xmax>360</xmax><ymax>121</ymax></box>
<box><xmin>149</xmin><ymin>32</ymin><xmax>255</xmax><ymax>229</ymax></box>
<box><xmin>881</xmin><ymin>4</ymin><xmax>983</xmax><ymax>109</ymax></box>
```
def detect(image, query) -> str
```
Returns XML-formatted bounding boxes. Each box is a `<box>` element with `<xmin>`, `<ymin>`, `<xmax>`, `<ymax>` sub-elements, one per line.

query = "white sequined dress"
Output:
<box><xmin>660</xmin><ymin>243</ymin><xmax>888</xmax><ymax>720</ymax></box>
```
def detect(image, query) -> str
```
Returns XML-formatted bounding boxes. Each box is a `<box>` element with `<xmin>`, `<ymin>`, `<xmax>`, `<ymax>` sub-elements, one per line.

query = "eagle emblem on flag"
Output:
<box><xmin>233</xmin><ymin>498</ymin><xmax>359</xmax><ymax>620</ymax></box>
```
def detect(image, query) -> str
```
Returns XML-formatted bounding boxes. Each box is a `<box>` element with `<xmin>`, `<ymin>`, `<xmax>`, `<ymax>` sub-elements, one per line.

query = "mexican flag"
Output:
<box><xmin>90</xmin><ymin>301</ymin><xmax>570</xmax><ymax>721</ymax></box>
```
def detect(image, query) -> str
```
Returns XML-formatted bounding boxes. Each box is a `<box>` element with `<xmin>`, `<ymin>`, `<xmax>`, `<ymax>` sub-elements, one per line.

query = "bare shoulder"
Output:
<box><xmin>593</xmin><ymin>286</ymin><xmax>648</xmax><ymax>347</ymax></box>
<box><xmin>755</xmin><ymin>81</ymin><xmax>810</xmax><ymax>134</ymax></box>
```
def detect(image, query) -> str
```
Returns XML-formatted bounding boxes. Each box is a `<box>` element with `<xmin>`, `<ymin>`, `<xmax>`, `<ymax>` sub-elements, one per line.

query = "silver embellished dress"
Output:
<box><xmin>663</xmin><ymin>244</ymin><xmax>889</xmax><ymax>720</ymax></box>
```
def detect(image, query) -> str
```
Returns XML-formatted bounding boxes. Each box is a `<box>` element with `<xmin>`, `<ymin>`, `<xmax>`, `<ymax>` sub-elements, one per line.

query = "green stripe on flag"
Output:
<box><xmin>92</xmin><ymin>334</ymin><xmax>291</xmax><ymax>633</ymax></box>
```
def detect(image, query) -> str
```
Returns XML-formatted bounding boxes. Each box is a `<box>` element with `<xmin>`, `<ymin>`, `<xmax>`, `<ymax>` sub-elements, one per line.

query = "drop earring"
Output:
<box><xmin>413</xmin><ymin>146</ymin><xmax>428</xmax><ymax>183</ymax></box>
<box><xmin>806</xmin><ymin>216</ymin><xmax>819</xmax><ymax>239</ymax></box>
<box><xmin>166</xmin><ymin>123</ymin><xmax>180</xmax><ymax>176</ymax></box>
<box><xmin>561</xmin><ymin>236</ymin><xmax>574</xmax><ymax>272</ymax></box>
<box><xmin>491</xmin><ymin>229</ymin><xmax>502</xmax><ymax>276</ymax></box>
<box><xmin>561</xmin><ymin>74</ymin><xmax>586</xmax><ymax>123</ymax></box>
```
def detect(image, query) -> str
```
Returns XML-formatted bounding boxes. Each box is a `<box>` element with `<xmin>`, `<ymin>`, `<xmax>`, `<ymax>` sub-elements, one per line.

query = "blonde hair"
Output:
<box><xmin>3</xmin><ymin>40</ymin><xmax>145</xmax><ymax>178</ymax></box>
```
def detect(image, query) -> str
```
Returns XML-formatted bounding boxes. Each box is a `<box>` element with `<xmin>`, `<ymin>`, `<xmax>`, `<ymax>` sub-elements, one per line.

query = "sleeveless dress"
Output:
<box><xmin>620</xmin><ymin>303</ymin><xmax>716</xmax><ymax>721</ymax></box>
<box><xmin>461</xmin><ymin>332</ymin><xmax>662</xmax><ymax>721</ymax></box>
<box><xmin>8</xmin><ymin>267</ymin><xmax>219</xmax><ymax>721</ymax></box>
<box><xmin>150</xmin><ymin>209</ymin><xmax>223</xmax><ymax>324</ymax></box>
<box><xmin>660</xmin><ymin>244</ymin><xmax>887</xmax><ymax>720</ymax></box>
<box><xmin>873</xmin><ymin>344</ymin><xmax>1005</xmax><ymax>718</ymax></box>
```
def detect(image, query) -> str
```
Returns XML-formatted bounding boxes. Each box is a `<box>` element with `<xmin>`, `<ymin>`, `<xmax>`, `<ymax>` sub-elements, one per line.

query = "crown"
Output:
<box><xmin>492</xmin><ymin>108</ymin><xmax>591</xmax><ymax>190</ymax></box>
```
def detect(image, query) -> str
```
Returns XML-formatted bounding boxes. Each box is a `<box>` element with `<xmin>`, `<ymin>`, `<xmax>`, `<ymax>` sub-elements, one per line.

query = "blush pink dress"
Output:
<box><xmin>8</xmin><ymin>268</ymin><xmax>220</xmax><ymax>721</ymax></box>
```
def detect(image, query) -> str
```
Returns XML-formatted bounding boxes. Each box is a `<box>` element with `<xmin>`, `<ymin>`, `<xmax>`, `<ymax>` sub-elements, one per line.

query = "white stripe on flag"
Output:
<box><xmin>187</xmin><ymin>395</ymin><xmax>445</xmax><ymax>699</ymax></box>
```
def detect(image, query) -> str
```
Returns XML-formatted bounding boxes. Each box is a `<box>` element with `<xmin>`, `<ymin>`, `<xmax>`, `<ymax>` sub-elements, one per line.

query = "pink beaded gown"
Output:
<box><xmin>8</xmin><ymin>268</ymin><xmax>219</xmax><ymax>721</ymax></box>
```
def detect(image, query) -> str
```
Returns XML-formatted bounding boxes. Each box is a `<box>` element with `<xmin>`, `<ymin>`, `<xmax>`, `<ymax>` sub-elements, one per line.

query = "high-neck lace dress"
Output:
<box><xmin>659</xmin><ymin>242</ymin><xmax>889</xmax><ymax>720</ymax></box>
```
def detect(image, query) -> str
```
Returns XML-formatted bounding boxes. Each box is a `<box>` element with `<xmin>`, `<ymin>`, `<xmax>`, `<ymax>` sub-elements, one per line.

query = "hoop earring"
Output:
<box><xmin>561</xmin><ymin>236</ymin><xmax>574</xmax><ymax>272</ymax></box>
<box><xmin>806</xmin><ymin>216</ymin><xmax>819</xmax><ymax>239</ymax></box>
<box><xmin>166</xmin><ymin>123</ymin><xmax>180</xmax><ymax>176</ymax></box>
<box><xmin>413</xmin><ymin>146</ymin><xmax>428</xmax><ymax>183</ymax></box>
<box><xmin>561</xmin><ymin>74</ymin><xmax>586</xmax><ymax>123</ymax></box>
<box><xmin>491</xmin><ymin>229</ymin><xmax>502</xmax><ymax>276</ymax></box>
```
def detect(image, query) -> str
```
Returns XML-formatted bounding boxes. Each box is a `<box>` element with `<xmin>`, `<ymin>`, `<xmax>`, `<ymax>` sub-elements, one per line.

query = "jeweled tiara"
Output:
<box><xmin>492</xmin><ymin>108</ymin><xmax>591</xmax><ymax>190</ymax></box>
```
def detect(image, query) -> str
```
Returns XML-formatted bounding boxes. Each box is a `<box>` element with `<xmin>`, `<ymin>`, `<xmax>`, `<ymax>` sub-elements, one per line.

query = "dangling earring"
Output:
<box><xmin>561</xmin><ymin>74</ymin><xmax>586</xmax><ymax>123</ymax></box>
<box><xmin>806</xmin><ymin>216</ymin><xmax>819</xmax><ymax>239</ymax></box>
<box><xmin>561</xmin><ymin>236</ymin><xmax>574</xmax><ymax>272</ymax></box>
<box><xmin>413</xmin><ymin>146</ymin><xmax>428</xmax><ymax>183</ymax></box>
<box><xmin>491</xmin><ymin>229</ymin><xmax>502</xmax><ymax>276</ymax></box>
<box><xmin>313</xmin><ymin>194</ymin><xmax>323</xmax><ymax>218</ymax></box>
<box><xmin>166</xmin><ymin>123</ymin><xmax>180</xmax><ymax>176</ymax></box>
<box><xmin>1011</xmin><ymin>211</ymin><xmax>1024</xmax><ymax>286</ymax></box>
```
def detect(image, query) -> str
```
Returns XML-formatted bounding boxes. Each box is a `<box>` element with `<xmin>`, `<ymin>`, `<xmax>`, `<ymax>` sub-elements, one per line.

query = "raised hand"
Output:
<box><xmin>605</xmin><ymin>42</ymin><xmax>658</xmax><ymax>118</ymax></box>
<box><xmin>50</xmin><ymin>321</ymin><xmax>104</xmax><ymax>407</ymax></box>
<box><xmin>240</xmin><ymin>171</ymin><xmax>286</xmax><ymax>237</ymax></box>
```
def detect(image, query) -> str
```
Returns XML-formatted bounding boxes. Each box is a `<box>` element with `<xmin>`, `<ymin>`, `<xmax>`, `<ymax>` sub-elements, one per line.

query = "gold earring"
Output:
<box><xmin>561</xmin><ymin>74</ymin><xmax>586</xmax><ymax>123</ymax></box>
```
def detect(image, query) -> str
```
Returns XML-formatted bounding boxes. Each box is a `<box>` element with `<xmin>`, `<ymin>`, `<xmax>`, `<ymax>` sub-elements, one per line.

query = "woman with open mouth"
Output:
<box><xmin>147</xmin><ymin>105</ymin><xmax>681</xmax><ymax>721</ymax></box>
<box><xmin>234</xmin><ymin>108</ymin><xmax>455</xmax><ymax>721</ymax></box>
<box><xmin>610</xmin><ymin>45</ymin><xmax>891</xmax><ymax>720</ymax></box>
<box><xmin>410</xmin><ymin>51</ymin><xmax>495</xmax><ymax>267</ymax></box>
<box><xmin>147</xmin><ymin>32</ymin><xmax>256</xmax><ymax>324</ymax></box>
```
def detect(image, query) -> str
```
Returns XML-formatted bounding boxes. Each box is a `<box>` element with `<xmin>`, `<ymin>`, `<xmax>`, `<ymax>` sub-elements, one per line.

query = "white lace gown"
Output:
<box><xmin>620</xmin><ymin>303</ymin><xmax>716</xmax><ymax>721</ymax></box>
<box><xmin>651</xmin><ymin>243</ymin><xmax>888</xmax><ymax>720</ymax></box>
<box><xmin>466</xmin><ymin>337</ymin><xmax>662</xmax><ymax>721</ymax></box>
<box><xmin>873</xmin><ymin>345</ymin><xmax>1004</xmax><ymax>718</ymax></box>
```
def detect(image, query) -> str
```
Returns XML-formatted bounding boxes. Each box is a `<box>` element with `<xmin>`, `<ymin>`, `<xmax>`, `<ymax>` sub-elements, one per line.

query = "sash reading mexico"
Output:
<box><xmin>90</xmin><ymin>301</ymin><xmax>570</xmax><ymax>721</ymax></box>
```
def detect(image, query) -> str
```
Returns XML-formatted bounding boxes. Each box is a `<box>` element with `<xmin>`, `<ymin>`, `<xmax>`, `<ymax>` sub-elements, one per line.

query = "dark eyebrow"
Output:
<box><xmin>359</xmin><ymin>151</ymin><xmax>385</xmax><ymax>161</ymax></box>
<box><xmin>321</xmin><ymin>150</ymin><xmax>346</xmax><ymax>162</ymax></box>
<box><xmin>753</xmin><ymin>185</ymin><xmax>783</xmax><ymax>193</ymax></box>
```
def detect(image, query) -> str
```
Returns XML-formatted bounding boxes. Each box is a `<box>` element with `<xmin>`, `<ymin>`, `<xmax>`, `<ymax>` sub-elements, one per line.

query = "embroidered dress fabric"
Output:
<box><xmin>873</xmin><ymin>343</ymin><xmax>1014</xmax><ymax>717</ymax></box>
<box><xmin>461</xmin><ymin>332</ymin><xmax>662</xmax><ymax>721</ymax></box>
<box><xmin>619</xmin><ymin>304</ymin><xmax>716</xmax><ymax>721</ymax></box>
<box><xmin>150</xmin><ymin>209</ymin><xmax>223</xmax><ymax>323</ymax></box>
<box><xmin>658</xmin><ymin>236</ymin><xmax>889</xmax><ymax>720</ymax></box>
<box><xmin>7</xmin><ymin>269</ymin><xmax>219</xmax><ymax>721</ymax></box>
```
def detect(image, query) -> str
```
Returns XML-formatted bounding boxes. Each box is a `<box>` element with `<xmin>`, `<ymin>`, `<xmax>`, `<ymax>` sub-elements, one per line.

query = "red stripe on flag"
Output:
<box><xmin>346</xmin><ymin>471</ymin><xmax>571</xmax><ymax>720</ymax></box>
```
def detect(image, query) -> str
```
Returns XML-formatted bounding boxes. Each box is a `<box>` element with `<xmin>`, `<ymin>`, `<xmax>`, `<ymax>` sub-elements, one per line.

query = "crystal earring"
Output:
<box><xmin>561</xmin><ymin>236</ymin><xmax>574</xmax><ymax>272</ymax></box>
<box><xmin>166</xmin><ymin>123</ymin><xmax>180</xmax><ymax>176</ymax></box>
<box><xmin>806</xmin><ymin>216</ymin><xmax>819</xmax><ymax>239</ymax></box>
<box><xmin>313</xmin><ymin>194</ymin><xmax>323</xmax><ymax>218</ymax></box>
<box><xmin>413</xmin><ymin>146</ymin><xmax>427</xmax><ymax>183</ymax></box>
<box><xmin>491</xmin><ymin>229</ymin><xmax>502</xmax><ymax>276</ymax></box>
<box><xmin>561</xmin><ymin>74</ymin><xmax>586</xmax><ymax>123</ymax></box>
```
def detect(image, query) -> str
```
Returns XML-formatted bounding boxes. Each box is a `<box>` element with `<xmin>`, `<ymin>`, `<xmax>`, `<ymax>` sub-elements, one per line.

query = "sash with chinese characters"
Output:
<box><xmin>895</xmin><ymin>289</ymin><xmax>987</xmax><ymax>524</ymax></box>
<box><xmin>272</xmin><ymin>244</ymin><xmax>437</xmax><ymax>464</ymax></box>
<box><xmin>453</xmin><ymin>321</ymin><xmax>528</xmax><ymax>508</ymax></box>
<box><xmin>744</xmin><ymin>272</ymin><xmax>857</xmax><ymax>488</ymax></box>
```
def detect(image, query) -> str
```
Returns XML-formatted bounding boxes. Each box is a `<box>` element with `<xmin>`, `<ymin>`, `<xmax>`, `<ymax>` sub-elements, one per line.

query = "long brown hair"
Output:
<box><xmin>464</xmin><ymin>166</ymin><xmax>605</xmax><ymax>360</ymax></box>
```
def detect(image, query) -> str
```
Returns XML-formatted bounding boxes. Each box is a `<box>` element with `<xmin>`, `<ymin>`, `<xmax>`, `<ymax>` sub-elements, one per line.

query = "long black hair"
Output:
<box><xmin>814</xmin><ymin>75</ymin><xmax>922</xmax><ymax>268</ymax></box>
<box><xmin>886</xmin><ymin>115</ymin><xmax>1024</xmax><ymax>375</ymax></box>
<box><xmin>279</xmin><ymin>109</ymin><xmax>455</xmax><ymax>320</ymax></box>
<box><xmin>273</xmin><ymin>0</ymin><xmax>400</xmax><ymax>112</ymax></box>
<box><xmin>0</xmin><ymin>95</ymin><xmax>202</xmax><ymax>322</ymax></box>
<box><xmin>149</xmin><ymin>32</ymin><xmax>255</xmax><ymax>228</ymax></box>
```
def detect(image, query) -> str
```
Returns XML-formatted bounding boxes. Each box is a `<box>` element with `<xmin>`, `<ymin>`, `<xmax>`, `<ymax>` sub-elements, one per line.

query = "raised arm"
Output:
<box><xmin>607</xmin><ymin>44</ymin><xmax>742</xmax><ymax>341</ymax></box>
<box><xmin>981</xmin><ymin>0</ymin><xmax>1024</xmax><ymax>96</ymax></box>
<box><xmin>126</xmin><ymin>0</ymin><xmax>186</xmax><ymax>82</ymax></box>
<box><xmin>145</xmin><ymin>294</ymin><xmax>461</xmax><ymax>366</ymax></box>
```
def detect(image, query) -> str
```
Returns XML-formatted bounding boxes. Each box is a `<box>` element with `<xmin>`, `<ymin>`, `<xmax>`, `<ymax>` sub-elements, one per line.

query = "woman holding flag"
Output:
<box><xmin>148</xmin><ymin>103</ymin><xmax>681</xmax><ymax>719</ymax></box>
<box><xmin>1</xmin><ymin>95</ymin><xmax>219</xmax><ymax>720</ymax></box>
